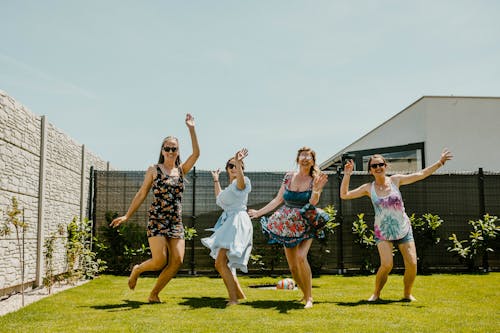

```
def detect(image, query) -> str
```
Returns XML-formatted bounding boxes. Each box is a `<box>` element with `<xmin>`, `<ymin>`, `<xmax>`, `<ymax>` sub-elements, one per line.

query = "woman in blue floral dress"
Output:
<box><xmin>249</xmin><ymin>147</ymin><xmax>328</xmax><ymax>309</ymax></box>
<box><xmin>110</xmin><ymin>114</ymin><xmax>200</xmax><ymax>303</ymax></box>
<box><xmin>202</xmin><ymin>148</ymin><xmax>252</xmax><ymax>306</ymax></box>
<box><xmin>340</xmin><ymin>149</ymin><xmax>452</xmax><ymax>302</ymax></box>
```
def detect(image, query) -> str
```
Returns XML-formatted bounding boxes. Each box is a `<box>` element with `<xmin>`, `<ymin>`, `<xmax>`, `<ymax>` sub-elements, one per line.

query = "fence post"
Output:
<box><xmin>190</xmin><ymin>167</ymin><xmax>197</xmax><ymax>275</ymax></box>
<box><xmin>35</xmin><ymin>115</ymin><xmax>47</xmax><ymax>287</ymax></box>
<box><xmin>336</xmin><ymin>166</ymin><xmax>345</xmax><ymax>274</ymax></box>
<box><xmin>478</xmin><ymin>167</ymin><xmax>488</xmax><ymax>271</ymax></box>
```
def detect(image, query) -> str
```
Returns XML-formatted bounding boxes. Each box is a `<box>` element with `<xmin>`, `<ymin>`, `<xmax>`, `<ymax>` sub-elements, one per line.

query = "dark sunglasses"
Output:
<box><xmin>370</xmin><ymin>162</ymin><xmax>386</xmax><ymax>169</ymax></box>
<box><xmin>226</xmin><ymin>163</ymin><xmax>244</xmax><ymax>170</ymax></box>
<box><xmin>163</xmin><ymin>146</ymin><xmax>178</xmax><ymax>152</ymax></box>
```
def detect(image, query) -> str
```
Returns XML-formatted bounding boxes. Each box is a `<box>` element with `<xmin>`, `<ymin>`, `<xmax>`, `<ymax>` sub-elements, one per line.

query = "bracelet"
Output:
<box><xmin>437</xmin><ymin>161</ymin><xmax>443</xmax><ymax>167</ymax></box>
<box><xmin>312</xmin><ymin>190</ymin><xmax>322</xmax><ymax>195</ymax></box>
<box><xmin>213</xmin><ymin>180</ymin><xmax>219</xmax><ymax>183</ymax></box>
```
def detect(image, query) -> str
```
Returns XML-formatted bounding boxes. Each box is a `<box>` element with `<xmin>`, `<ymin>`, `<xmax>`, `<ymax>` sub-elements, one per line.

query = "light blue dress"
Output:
<box><xmin>201</xmin><ymin>176</ymin><xmax>253</xmax><ymax>274</ymax></box>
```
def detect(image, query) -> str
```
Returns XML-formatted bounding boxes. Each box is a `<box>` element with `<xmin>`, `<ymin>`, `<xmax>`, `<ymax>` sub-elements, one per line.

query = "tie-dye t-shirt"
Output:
<box><xmin>370</xmin><ymin>180</ymin><xmax>411</xmax><ymax>241</ymax></box>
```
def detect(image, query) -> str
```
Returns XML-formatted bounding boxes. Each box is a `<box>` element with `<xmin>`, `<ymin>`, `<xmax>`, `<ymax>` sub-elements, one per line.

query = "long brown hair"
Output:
<box><xmin>296</xmin><ymin>146</ymin><xmax>319</xmax><ymax>178</ymax></box>
<box><xmin>157</xmin><ymin>136</ymin><xmax>181</xmax><ymax>167</ymax></box>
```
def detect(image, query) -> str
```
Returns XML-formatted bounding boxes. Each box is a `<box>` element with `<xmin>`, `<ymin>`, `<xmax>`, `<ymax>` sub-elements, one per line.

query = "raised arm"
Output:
<box><xmin>340</xmin><ymin>160</ymin><xmax>370</xmax><ymax>200</ymax></box>
<box><xmin>211</xmin><ymin>169</ymin><xmax>222</xmax><ymax>197</ymax></box>
<box><xmin>393</xmin><ymin>148</ymin><xmax>453</xmax><ymax>187</ymax></box>
<box><xmin>110</xmin><ymin>166</ymin><xmax>155</xmax><ymax>227</ymax></box>
<box><xmin>180</xmin><ymin>113</ymin><xmax>200</xmax><ymax>175</ymax></box>
<box><xmin>248</xmin><ymin>182</ymin><xmax>285</xmax><ymax>219</ymax></box>
<box><xmin>234</xmin><ymin>148</ymin><xmax>248</xmax><ymax>190</ymax></box>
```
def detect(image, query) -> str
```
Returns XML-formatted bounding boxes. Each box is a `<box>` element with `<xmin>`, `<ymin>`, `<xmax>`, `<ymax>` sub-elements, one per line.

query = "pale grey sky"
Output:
<box><xmin>2</xmin><ymin>1</ymin><xmax>499</xmax><ymax>171</ymax></box>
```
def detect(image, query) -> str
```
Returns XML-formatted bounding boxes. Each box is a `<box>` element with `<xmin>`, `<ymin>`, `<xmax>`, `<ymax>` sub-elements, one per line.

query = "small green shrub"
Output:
<box><xmin>352</xmin><ymin>213</ymin><xmax>377</xmax><ymax>274</ymax></box>
<box><xmin>410</xmin><ymin>213</ymin><xmax>443</xmax><ymax>273</ymax></box>
<box><xmin>447</xmin><ymin>214</ymin><xmax>499</xmax><ymax>272</ymax></box>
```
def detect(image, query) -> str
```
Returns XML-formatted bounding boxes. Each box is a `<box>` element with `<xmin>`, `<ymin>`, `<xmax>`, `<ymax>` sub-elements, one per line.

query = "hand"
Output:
<box><xmin>344</xmin><ymin>159</ymin><xmax>354</xmax><ymax>175</ymax></box>
<box><xmin>235</xmin><ymin>148</ymin><xmax>248</xmax><ymax>163</ymax></box>
<box><xmin>211</xmin><ymin>169</ymin><xmax>221</xmax><ymax>182</ymax></box>
<box><xmin>312</xmin><ymin>172</ymin><xmax>328</xmax><ymax>192</ymax></box>
<box><xmin>439</xmin><ymin>148</ymin><xmax>453</xmax><ymax>165</ymax></box>
<box><xmin>185</xmin><ymin>113</ymin><xmax>195</xmax><ymax>129</ymax></box>
<box><xmin>248</xmin><ymin>209</ymin><xmax>259</xmax><ymax>219</ymax></box>
<box><xmin>110</xmin><ymin>216</ymin><xmax>127</xmax><ymax>228</ymax></box>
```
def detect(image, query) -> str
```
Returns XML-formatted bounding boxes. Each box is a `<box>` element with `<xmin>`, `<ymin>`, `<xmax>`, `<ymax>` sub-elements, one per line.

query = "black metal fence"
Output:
<box><xmin>92</xmin><ymin>168</ymin><xmax>500</xmax><ymax>275</ymax></box>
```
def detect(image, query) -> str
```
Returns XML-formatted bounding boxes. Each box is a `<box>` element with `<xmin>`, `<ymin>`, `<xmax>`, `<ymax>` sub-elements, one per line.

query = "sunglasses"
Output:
<box><xmin>163</xmin><ymin>146</ymin><xmax>178</xmax><ymax>152</ymax></box>
<box><xmin>370</xmin><ymin>162</ymin><xmax>386</xmax><ymax>169</ymax></box>
<box><xmin>298</xmin><ymin>155</ymin><xmax>313</xmax><ymax>160</ymax></box>
<box><xmin>226</xmin><ymin>163</ymin><xmax>244</xmax><ymax>170</ymax></box>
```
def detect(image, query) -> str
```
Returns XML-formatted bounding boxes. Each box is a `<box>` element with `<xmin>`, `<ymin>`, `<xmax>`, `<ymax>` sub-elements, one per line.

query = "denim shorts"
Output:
<box><xmin>375</xmin><ymin>227</ymin><xmax>414</xmax><ymax>246</ymax></box>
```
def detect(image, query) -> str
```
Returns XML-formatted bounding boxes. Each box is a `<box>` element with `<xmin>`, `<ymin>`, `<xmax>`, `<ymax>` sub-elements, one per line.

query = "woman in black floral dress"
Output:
<box><xmin>110</xmin><ymin>114</ymin><xmax>200</xmax><ymax>303</ymax></box>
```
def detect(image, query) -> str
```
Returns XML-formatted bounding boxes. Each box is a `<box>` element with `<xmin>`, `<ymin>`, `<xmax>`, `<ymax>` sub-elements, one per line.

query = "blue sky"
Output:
<box><xmin>2</xmin><ymin>1</ymin><xmax>499</xmax><ymax>171</ymax></box>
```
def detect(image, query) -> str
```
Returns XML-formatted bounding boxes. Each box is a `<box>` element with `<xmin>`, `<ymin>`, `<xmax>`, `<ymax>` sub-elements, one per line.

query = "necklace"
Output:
<box><xmin>375</xmin><ymin>179</ymin><xmax>387</xmax><ymax>191</ymax></box>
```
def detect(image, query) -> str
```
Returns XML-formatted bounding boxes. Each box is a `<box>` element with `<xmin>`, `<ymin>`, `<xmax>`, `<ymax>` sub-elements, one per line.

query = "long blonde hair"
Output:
<box><xmin>296</xmin><ymin>146</ymin><xmax>319</xmax><ymax>178</ymax></box>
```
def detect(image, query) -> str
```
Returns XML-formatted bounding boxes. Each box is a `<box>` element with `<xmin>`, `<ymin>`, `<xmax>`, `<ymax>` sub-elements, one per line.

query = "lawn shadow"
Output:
<box><xmin>88</xmin><ymin>299</ymin><xmax>153</xmax><ymax>312</ymax></box>
<box><xmin>242</xmin><ymin>300</ymin><xmax>304</xmax><ymax>313</ymax></box>
<box><xmin>179</xmin><ymin>296</ymin><xmax>227</xmax><ymax>309</ymax></box>
<box><xmin>335</xmin><ymin>299</ymin><xmax>425</xmax><ymax>308</ymax></box>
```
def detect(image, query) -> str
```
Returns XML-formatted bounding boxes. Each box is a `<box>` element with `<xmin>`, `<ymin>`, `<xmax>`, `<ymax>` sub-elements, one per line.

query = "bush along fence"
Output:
<box><xmin>92</xmin><ymin>168</ymin><xmax>500</xmax><ymax>275</ymax></box>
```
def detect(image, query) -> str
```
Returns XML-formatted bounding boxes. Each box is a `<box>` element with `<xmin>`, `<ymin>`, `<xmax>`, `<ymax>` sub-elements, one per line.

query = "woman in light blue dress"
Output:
<box><xmin>340</xmin><ymin>149</ymin><xmax>452</xmax><ymax>302</ymax></box>
<box><xmin>201</xmin><ymin>148</ymin><xmax>252</xmax><ymax>306</ymax></box>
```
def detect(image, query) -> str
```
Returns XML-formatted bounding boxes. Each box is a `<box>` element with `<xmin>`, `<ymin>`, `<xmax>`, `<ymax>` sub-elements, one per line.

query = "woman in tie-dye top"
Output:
<box><xmin>340</xmin><ymin>149</ymin><xmax>452</xmax><ymax>302</ymax></box>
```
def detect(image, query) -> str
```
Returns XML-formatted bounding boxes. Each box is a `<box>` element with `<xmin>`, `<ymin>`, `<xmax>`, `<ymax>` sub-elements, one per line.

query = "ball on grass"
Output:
<box><xmin>276</xmin><ymin>278</ymin><xmax>295</xmax><ymax>290</ymax></box>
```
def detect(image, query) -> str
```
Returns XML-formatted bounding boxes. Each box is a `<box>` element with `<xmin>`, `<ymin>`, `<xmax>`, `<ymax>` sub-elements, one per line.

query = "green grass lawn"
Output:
<box><xmin>1</xmin><ymin>273</ymin><xmax>498</xmax><ymax>332</ymax></box>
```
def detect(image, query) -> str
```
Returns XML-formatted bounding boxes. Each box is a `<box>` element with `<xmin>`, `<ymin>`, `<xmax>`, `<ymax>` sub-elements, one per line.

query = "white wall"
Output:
<box><xmin>323</xmin><ymin>96</ymin><xmax>500</xmax><ymax>172</ymax></box>
<box><xmin>424</xmin><ymin>97</ymin><xmax>499</xmax><ymax>171</ymax></box>
<box><xmin>0</xmin><ymin>90</ymin><xmax>110</xmax><ymax>294</ymax></box>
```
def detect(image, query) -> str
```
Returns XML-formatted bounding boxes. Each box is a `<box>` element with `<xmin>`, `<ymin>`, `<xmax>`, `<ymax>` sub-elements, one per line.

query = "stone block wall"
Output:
<box><xmin>0</xmin><ymin>90</ymin><xmax>110</xmax><ymax>295</ymax></box>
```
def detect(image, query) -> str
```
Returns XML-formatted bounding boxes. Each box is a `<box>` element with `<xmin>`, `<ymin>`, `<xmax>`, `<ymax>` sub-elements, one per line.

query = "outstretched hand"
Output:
<box><xmin>344</xmin><ymin>159</ymin><xmax>354</xmax><ymax>175</ymax></box>
<box><xmin>185</xmin><ymin>113</ymin><xmax>195</xmax><ymax>128</ymax></box>
<box><xmin>235</xmin><ymin>148</ymin><xmax>248</xmax><ymax>163</ymax></box>
<box><xmin>110</xmin><ymin>216</ymin><xmax>127</xmax><ymax>228</ymax></box>
<box><xmin>211</xmin><ymin>169</ymin><xmax>221</xmax><ymax>182</ymax></box>
<box><xmin>439</xmin><ymin>148</ymin><xmax>453</xmax><ymax>165</ymax></box>
<box><xmin>313</xmin><ymin>172</ymin><xmax>328</xmax><ymax>192</ymax></box>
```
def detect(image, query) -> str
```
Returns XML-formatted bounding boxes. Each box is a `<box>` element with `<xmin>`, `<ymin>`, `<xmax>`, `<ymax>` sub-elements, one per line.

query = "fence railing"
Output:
<box><xmin>93</xmin><ymin>168</ymin><xmax>500</xmax><ymax>274</ymax></box>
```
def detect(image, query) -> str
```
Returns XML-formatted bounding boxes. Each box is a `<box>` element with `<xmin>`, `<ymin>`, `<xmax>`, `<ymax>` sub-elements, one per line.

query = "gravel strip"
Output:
<box><xmin>0</xmin><ymin>280</ymin><xmax>88</xmax><ymax>317</ymax></box>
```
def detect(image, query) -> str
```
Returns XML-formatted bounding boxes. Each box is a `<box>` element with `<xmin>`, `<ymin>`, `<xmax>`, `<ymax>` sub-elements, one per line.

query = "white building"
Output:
<box><xmin>320</xmin><ymin>96</ymin><xmax>500</xmax><ymax>172</ymax></box>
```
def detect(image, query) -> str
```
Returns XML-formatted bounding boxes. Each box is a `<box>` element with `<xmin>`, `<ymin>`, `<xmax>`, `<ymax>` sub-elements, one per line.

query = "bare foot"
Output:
<box><xmin>226</xmin><ymin>300</ymin><xmax>239</xmax><ymax>307</ymax></box>
<box><xmin>148</xmin><ymin>295</ymin><xmax>161</xmax><ymax>303</ymax></box>
<box><xmin>128</xmin><ymin>265</ymin><xmax>140</xmax><ymax>290</ymax></box>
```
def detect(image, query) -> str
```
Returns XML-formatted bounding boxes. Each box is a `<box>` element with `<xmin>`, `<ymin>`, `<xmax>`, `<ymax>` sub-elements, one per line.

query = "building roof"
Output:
<box><xmin>319</xmin><ymin>95</ymin><xmax>500</xmax><ymax>170</ymax></box>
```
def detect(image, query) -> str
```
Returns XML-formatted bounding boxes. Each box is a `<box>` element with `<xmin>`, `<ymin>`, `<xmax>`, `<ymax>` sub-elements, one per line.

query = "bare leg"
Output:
<box><xmin>284</xmin><ymin>246</ymin><xmax>303</xmax><ymax>297</ymax></box>
<box><xmin>285</xmin><ymin>239</ymin><xmax>314</xmax><ymax>309</ymax></box>
<box><xmin>128</xmin><ymin>236</ymin><xmax>168</xmax><ymax>290</ymax></box>
<box><xmin>370</xmin><ymin>241</ymin><xmax>394</xmax><ymax>301</ymax></box>
<box><xmin>215</xmin><ymin>248</ymin><xmax>241</xmax><ymax>305</ymax></box>
<box><xmin>149</xmin><ymin>238</ymin><xmax>185</xmax><ymax>302</ymax></box>
<box><xmin>297</xmin><ymin>239</ymin><xmax>313</xmax><ymax>308</ymax></box>
<box><xmin>399</xmin><ymin>241</ymin><xmax>417</xmax><ymax>300</ymax></box>
<box><xmin>232</xmin><ymin>275</ymin><xmax>246</xmax><ymax>300</ymax></box>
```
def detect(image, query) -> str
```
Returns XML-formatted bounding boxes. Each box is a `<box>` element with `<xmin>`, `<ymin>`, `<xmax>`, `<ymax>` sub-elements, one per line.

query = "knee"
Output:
<box><xmin>214</xmin><ymin>259</ymin><xmax>226</xmax><ymax>272</ymax></box>
<box><xmin>150</xmin><ymin>259</ymin><xmax>167</xmax><ymax>271</ymax></box>
<box><xmin>406</xmin><ymin>255</ymin><xmax>417</xmax><ymax>269</ymax></box>
<box><xmin>169</xmin><ymin>255</ymin><xmax>184</xmax><ymax>268</ymax></box>
<box><xmin>379</xmin><ymin>261</ymin><xmax>393</xmax><ymax>273</ymax></box>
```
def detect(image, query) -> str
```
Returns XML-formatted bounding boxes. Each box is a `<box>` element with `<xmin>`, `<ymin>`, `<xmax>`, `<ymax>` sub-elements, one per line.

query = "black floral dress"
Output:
<box><xmin>147</xmin><ymin>165</ymin><xmax>185</xmax><ymax>238</ymax></box>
